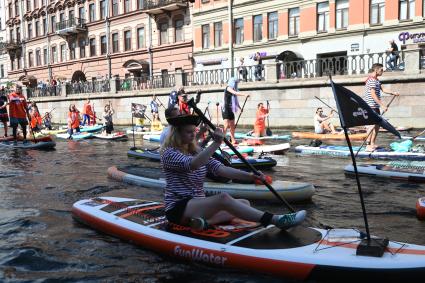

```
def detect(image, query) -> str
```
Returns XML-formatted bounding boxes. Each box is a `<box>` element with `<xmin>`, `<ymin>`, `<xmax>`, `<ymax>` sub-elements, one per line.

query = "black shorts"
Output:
<box><xmin>105</xmin><ymin>123</ymin><xmax>114</xmax><ymax>134</ymax></box>
<box><xmin>222</xmin><ymin>108</ymin><xmax>235</xmax><ymax>120</ymax></box>
<box><xmin>165</xmin><ymin>198</ymin><xmax>191</xmax><ymax>224</ymax></box>
<box><xmin>0</xmin><ymin>113</ymin><xmax>8</xmax><ymax>122</ymax></box>
<box><xmin>371</xmin><ymin>108</ymin><xmax>381</xmax><ymax>115</ymax></box>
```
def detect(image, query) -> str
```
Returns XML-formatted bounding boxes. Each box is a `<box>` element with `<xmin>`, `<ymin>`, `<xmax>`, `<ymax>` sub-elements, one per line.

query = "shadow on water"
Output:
<box><xmin>0</xmin><ymin>129</ymin><xmax>424</xmax><ymax>282</ymax></box>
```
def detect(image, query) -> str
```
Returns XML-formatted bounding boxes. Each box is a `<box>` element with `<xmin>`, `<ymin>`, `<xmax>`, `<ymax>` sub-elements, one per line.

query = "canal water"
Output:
<box><xmin>0</xmin><ymin>129</ymin><xmax>424</xmax><ymax>282</ymax></box>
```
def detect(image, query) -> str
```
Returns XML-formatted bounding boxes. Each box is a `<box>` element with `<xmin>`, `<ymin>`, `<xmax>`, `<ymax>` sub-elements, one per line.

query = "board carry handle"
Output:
<box><xmin>188</xmin><ymin>98</ymin><xmax>296</xmax><ymax>213</ymax></box>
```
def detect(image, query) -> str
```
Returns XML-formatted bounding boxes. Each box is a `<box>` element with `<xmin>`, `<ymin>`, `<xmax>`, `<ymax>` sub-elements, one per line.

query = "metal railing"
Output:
<box><xmin>278</xmin><ymin>51</ymin><xmax>405</xmax><ymax>79</ymax></box>
<box><xmin>55</xmin><ymin>18</ymin><xmax>86</xmax><ymax>32</ymax></box>
<box><xmin>27</xmin><ymin>85</ymin><xmax>61</xmax><ymax>98</ymax></box>
<box><xmin>117</xmin><ymin>74</ymin><xmax>175</xmax><ymax>92</ymax></box>
<box><xmin>146</xmin><ymin>0</ymin><xmax>186</xmax><ymax>9</ymax></box>
<box><xmin>66</xmin><ymin>80</ymin><xmax>110</xmax><ymax>95</ymax></box>
<box><xmin>183</xmin><ymin>65</ymin><xmax>264</xmax><ymax>86</ymax></box>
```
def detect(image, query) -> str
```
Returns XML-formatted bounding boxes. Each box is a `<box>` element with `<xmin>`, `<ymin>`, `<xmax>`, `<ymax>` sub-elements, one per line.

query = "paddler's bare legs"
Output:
<box><xmin>366</xmin><ymin>124</ymin><xmax>380</xmax><ymax>151</ymax></box>
<box><xmin>223</xmin><ymin>119</ymin><xmax>237</xmax><ymax>144</ymax></box>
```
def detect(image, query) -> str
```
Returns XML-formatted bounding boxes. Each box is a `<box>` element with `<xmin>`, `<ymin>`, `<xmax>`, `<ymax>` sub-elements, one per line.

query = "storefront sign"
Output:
<box><xmin>399</xmin><ymin>31</ymin><xmax>425</xmax><ymax>44</ymax></box>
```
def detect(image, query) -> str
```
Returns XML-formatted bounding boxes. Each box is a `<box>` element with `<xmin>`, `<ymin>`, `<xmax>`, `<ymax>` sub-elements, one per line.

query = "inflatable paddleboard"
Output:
<box><xmin>0</xmin><ymin>140</ymin><xmax>56</xmax><ymax>150</ymax></box>
<box><xmin>0</xmin><ymin>135</ymin><xmax>53</xmax><ymax>143</ymax></box>
<box><xmin>380</xmin><ymin>126</ymin><xmax>412</xmax><ymax>132</ymax></box>
<box><xmin>56</xmin><ymin>132</ymin><xmax>94</xmax><ymax>140</ymax></box>
<box><xmin>80</xmin><ymin>124</ymin><xmax>104</xmax><ymax>133</ymax></box>
<box><xmin>127</xmin><ymin>148</ymin><xmax>277</xmax><ymax>170</ymax></box>
<box><xmin>344</xmin><ymin>164</ymin><xmax>425</xmax><ymax>182</ymax></box>
<box><xmin>126</xmin><ymin>129</ymin><xmax>163</xmax><ymax>136</ymax></box>
<box><xmin>219</xmin><ymin>146</ymin><xmax>254</xmax><ymax>155</ymax></box>
<box><xmin>142</xmin><ymin>134</ymin><xmax>161</xmax><ymax>142</ymax></box>
<box><xmin>295</xmin><ymin>145</ymin><xmax>425</xmax><ymax>160</ymax></box>
<box><xmin>107</xmin><ymin>166</ymin><xmax>314</xmax><ymax>202</ymax></box>
<box><xmin>292</xmin><ymin>132</ymin><xmax>368</xmax><ymax>141</ymax></box>
<box><xmin>233</xmin><ymin>132</ymin><xmax>291</xmax><ymax>141</ymax></box>
<box><xmin>249</xmin><ymin>143</ymin><xmax>290</xmax><ymax>154</ymax></box>
<box><xmin>417</xmin><ymin>197</ymin><xmax>425</xmax><ymax>220</ymax></box>
<box><xmin>41</xmin><ymin>129</ymin><xmax>67</xmax><ymax>135</ymax></box>
<box><xmin>93</xmin><ymin>132</ymin><xmax>128</xmax><ymax>140</ymax></box>
<box><xmin>402</xmin><ymin>136</ymin><xmax>425</xmax><ymax>141</ymax></box>
<box><xmin>73</xmin><ymin>196</ymin><xmax>425</xmax><ymax>282</ymax></box>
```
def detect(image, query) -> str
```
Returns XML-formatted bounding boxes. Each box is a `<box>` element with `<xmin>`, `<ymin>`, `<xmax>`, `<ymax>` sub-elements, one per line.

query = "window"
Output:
<box><xmin>336</xmin><ymin>0</ymin><xmax>349</xmax><ymax>29</ymax></box>
<box><xmin>234</xmin><ymin>18</ymin><xmax>244</xmax><ymax>44</ymax></box>
<box><xmin>160</xmin><ymin>21</ymin><xmax>168</xmax><ymax>44</ymax></box>
<box><xmin>79</xmin><ymin>7</ymin><xmax>86</xmax><ymax>20</ymax></box>
<box><xmin>10</xmin><ymin>29</ymin><xmax>14</xmax><ymax>41</ymax></box>
<box><xmin>137</xmin><ymin>27</ymin><xmax>145</xmax><ymax>48</ymax></box>
<box><xmin>35</xmin><ymin>21</ymin><xmax>40</xmax><ymax>37</ymax></box>
<box><xmin>26</xmin><ymin>0</ymin><xmax>31</xmax><ymax>12</ymax></box>
<box><xmin>15</xmin><ymin>1</ymin><xmax>19</xmax><ymax>17</ymax></box>
<box><xmin>370</xmin><ymin>0</ymin><xmax>385</xmax><ymax>25</ymax></box>
<box><xmin>51</xmin><ymin>46</ymin><xmax>57</xmax><ymax>63</ymax></box>
<box><xmin>112</xmin><ymin>0</ymin><xmax>119</xmax><ymax>16</ymax></box>
<box><xmin>69</xmin><ymin>10</ymin><xmax>75</xmax><ymax>22</ymax></box>
<box><xmin>28</xmin><ymin>23</ymin><xmax>33</xmax><ymax>39</ymax></box>
<box><xmin>112</xmin><ymin>33</ymin><xmax>119</xmax><ymax>52</ymax></box>
<box><xmin>214</xmin><ymin>22</ymin><xmax>222</xmax><ymax>47</ymax></box>
<box><xmin>60</xmin><ymin>13</ymin><xmax>65</xmax><ymax>23</ymax></box>
<box><xmin>43</xmin><ymin>47</ymin><xmax>47</xmax><ymax>65</ymax></box>
<box><xmin>16</xmin><ymin>27</ymin><xmax>20</xmax><ymax>42</ymax></box>
<box><xmin>100</xmin><ymin>35</ymin><xmax>107</xmax><ymax>54</ymax></box>
<box><xmin>317</xmin><ymin>2</ymin><xmax>330</xmax><ymax>32</ymax></box>
<box><xmin>89</xmin><ymin>4</ymin><xmax>95</xmax><ymax>22</ymax></box>
<box><xmin>268</xmin><ymin>12</ymin><xmax>278</xmax><ymax>40</ymax></box>
<box><xmin>124</xmin><ymin>0</ymin><xmax>131</xmax><ymax>13</ymax></box>
<box><xmin>34</xmin><ymin>0</ymin><xmax>38</xmax><ymax>9</ymax></box>
<box><xmin>400</xmin><ymin>0</ymin><xmax>415</xmax><ymax>20</ymax></box>
<box><xmin>11</xmin><ymin>59</ymin><xmax>14</xmax><ymax>71</ymax></box>
<box><xmin>289</xmin><ymin>8</ymin><xmax>300</xmax><ymax>36</ymax></box>
<box><xmin>8</xmin><ymin>3</ymin><xmax>12</xmax><ymax>18</ymax></box>
<box><xmin>28</xmin><ymin>51</ymin><xmax>33</xmax><ymax>67</ymax></box>
<box><xmin>42</xmin><ymin>18</ymin><xmax>47</xmax><ymax>35</ymax></box>
<box><xmin>253</xmin><ymin>15</ymin><xmax>263</xmax><ymax>42</ymax></box>
<box><xmin>202</xmin><ymin>24</ymin><xmax>209</xmax><ymax>49</ymax></box>
<box><xmin>60</xmin><ymin>44</ymin><xmax>66</xmax><ymax>62</ymax></box>
<box><xmin>175</xmin><ymin>19</ymin><xmax>184</xmax><ymax>42</ymax></box>
<box><xmin>17</xmin><ymin>56</ymin><xmax>21</xmax><ymax>69</ymax></box>
<box><xmin>51</xmin><ymin>15</ymin><xmax>56</xmax><ymax>32</ymax></box>
<box><xmin>0</xmin><ymin>65</ymin><xmax>3</xmax><ymax>78</ymax></box>
<box><xmin>124</xmin><ymin>30</ymin><xmax>131</xmax><ymax>51</ymax></box>
<box><xmin>138</xmin><ymin>0</ymin><xmax>145</xmax><ymax>9</ymax></box>
<box><xmin>36</xmin><ymin>49</ymin><xmax>41</xmax><ymax>66</ymax></box>
<box><xmin>79</xmin><ymin>39</ymin><xmax>86</xmax><ymax>58</ymax></box>
<box><xmin>70</xmin><ymin>41</ymin><xmax>76</xmax><ymax>60</ymax></box>
<box><xmin>100</xmin><ymin>0</ymin><xmax>106</xmax><ymax>20</ymax></box>
<box><xmin>90</xmin><ymin>38</ymin><xmax>96</xmax><ymax>56</ymax></box>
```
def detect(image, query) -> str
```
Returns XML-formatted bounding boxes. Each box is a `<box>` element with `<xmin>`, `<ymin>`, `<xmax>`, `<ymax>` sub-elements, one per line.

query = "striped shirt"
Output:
<box><xmin>161</xmin><ymin>147</ymin><xmax>223</xmax><ymax>212</ymax></box>
<box><xmin>364</xmin><ymin>77</ymin><xmax>381</xmax><ymax>108</ymax></box>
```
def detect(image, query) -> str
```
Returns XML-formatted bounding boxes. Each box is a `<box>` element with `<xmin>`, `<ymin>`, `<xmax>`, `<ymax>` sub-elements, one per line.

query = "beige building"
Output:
<box><xmin>5</xmin><ymin>0</ymin><xmax>194</xmax><ymax>87</ymax></box>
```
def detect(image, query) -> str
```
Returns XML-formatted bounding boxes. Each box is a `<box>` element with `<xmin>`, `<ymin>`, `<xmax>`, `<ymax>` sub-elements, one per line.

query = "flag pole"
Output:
<box><xmin>132</xmin><ymin>114</ymin><xmax>135</xmax><ymax>149</ymax></box>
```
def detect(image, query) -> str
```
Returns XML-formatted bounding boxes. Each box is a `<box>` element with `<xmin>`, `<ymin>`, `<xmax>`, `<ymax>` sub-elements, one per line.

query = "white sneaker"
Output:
<box><xmin>276</xmin><ymin>210</ymin><xmax>306</xmax><ymax>230</ymax></box>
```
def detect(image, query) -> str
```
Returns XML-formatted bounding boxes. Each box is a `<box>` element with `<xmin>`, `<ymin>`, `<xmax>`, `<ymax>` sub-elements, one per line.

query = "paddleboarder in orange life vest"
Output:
<box><xmin>82</xmin><ymin>99</ymin><xmax>93</xmax><ymax>126</ymax></box>
<box><xmin>30</xmin><ymin>105</ymin><xmax>43</xmax><ymax>132</ymax></box>
<box><xmin>8</xmin><ymin>85</ymin><xmax>29</xmax><ymax>144</ymax></box>
<box><xmin>67</xmin><ymin>104</ymin><xmax>81</xmax><ymax>139</ymax></box>
<box><xmin>253</xmin><ymin>103</ymin><xmax>269</xmax><ymax>137</ymax></box>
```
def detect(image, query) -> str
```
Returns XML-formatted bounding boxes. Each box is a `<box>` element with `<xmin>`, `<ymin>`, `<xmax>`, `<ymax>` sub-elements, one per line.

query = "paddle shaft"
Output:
<box><xmin>314</xmin><ymin>96</ymin><xmax>339</xmax><ymax>115</ymax></box>
<box><xmin>155</xmin><ymin>97</ymin><xmax>166</xmax><ymax>109</ymax></box>
<box><xmin>266</xmin><ymin>100</ymin><xmax>272</xmax><ymax>136</ymax></box>
<box><xmin>25</xmin><ymin>108</ymin><xmax>38</xmax><ymax>144</ymax></box>
<box><xmin>355</xmin><ymin>95</ymin><xmax>398</xmax><ymax>157</ymax></box>
<box><xmin>235</xmin><ymin>96</ymin><xmax>249</xmax><ymax>129</ymax></box>
<box><xmin>216</xmin><ymin>102</ymin><xmax>220</xmax><ymax>126</ymax></box>
<box><xmin>412</xmin><ymin>129</ymin><xmax>425</xmax><ymax>140</ymax></box>
<box><xmin>188</xmin><ymin>99</ymin><xmax>296</xmax><ymax>213</ymax></box>
<box><xmin>41</xmin><ymin>107</ymin><xmax>56</xmax><ymax>120</ymax></box>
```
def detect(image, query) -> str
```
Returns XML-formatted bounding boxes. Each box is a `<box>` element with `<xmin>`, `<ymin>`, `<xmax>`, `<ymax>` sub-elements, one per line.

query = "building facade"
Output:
<box><xmin>5</xmin><ymin>0</ymin><xmax>194</xmax><ymax>86</ymax></box>
<box><xmin>0</xmin><ymin>0</ymin><xmax>10</xmax><ymax>86</ymax></box>
<box><xmin>192</xmin><ymin>0</ymin><xmax>425</xmax><ymax>73</ymax></box>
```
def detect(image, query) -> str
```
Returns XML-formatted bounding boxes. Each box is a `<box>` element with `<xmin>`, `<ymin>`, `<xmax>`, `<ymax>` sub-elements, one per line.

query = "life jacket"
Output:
<box><xmin>68</xmin><ymin>111</ymin><xmax>80</xmax><ymax>129</ymax></box>
<box><xmin>31</xmin><ymin>112</ymin><xmax>42</xmax><ymax>128</ymax></box>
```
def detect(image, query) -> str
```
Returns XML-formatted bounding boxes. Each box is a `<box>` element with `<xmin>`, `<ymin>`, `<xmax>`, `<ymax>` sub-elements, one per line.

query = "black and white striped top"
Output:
<box><xmin>161</xmin><ymin>147</ymin><xmax>223</xmax><ymax>212</ymax></box>
<box><xmin>364</xmin><ymin>77</ymin><xmax>381</xmax><ymax>108</ymax></box>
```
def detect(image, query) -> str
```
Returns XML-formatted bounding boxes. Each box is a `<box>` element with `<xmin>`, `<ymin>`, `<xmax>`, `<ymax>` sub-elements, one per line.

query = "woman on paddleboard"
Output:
<box><xmin>0</xmin><ymin>90</ymin><xmax>8</xmax><ymax>137</ymax></box>
<box><xmin>67</xmin><ymin>104</ymin><xmax>81</xmax><ymax>139</ymax></box>
<box><xmin>314</xmin><ymin>107</ymin><xmax>337</xmax><ymax>134</ymax></box>
<box><xmin>102</xmin><ymin>104</ymin><xmax>114</xmax><ymax>136</ymax></box>
<box><xmin>30</xmin><ymin>105</ymin><xmax>43</xmax><ymax>133</ymax></box>
<box><xmin>160</xmin><ymin>114</ymin><xmax>306</xmax><ymax>230</ymax></box>
<box><xmin>253</xmin><ymin>103</ymin><xmax>269</xmax><ymax>137</ymax></box>
<box><xmin>222</xmin><ymin>77</ymin><xmax>250</xmax><ymax>145</ymax></box>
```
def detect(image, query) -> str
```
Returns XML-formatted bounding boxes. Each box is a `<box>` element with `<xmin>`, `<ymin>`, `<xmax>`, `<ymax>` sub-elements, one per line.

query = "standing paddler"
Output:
<box><xmin>7</xmin><ymin>85</ymin><xmax>29</xmax><ymax>144</ymax></box>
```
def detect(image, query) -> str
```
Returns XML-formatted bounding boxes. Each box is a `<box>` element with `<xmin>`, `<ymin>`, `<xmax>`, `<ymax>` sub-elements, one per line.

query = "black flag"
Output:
<box><xmin>330</xmin><ymin>80</ymin><xmax>400</xmax><ymax>138</ymax></box>
<box><xmin>131</xmin><ymin>103</ymin><xmax>147</xmax><ymax>118</ymax></box>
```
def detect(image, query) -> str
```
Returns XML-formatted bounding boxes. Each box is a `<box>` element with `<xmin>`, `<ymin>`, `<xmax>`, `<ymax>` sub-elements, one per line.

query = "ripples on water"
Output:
<box><xmin>0</xmin><ymin>130</ymin><xmax>424</xmax><ymax>282</ymax></box>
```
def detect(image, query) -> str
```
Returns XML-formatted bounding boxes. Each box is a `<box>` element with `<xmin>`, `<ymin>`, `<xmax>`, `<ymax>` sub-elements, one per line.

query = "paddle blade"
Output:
<box><xmin>266</xmin><ymin>128</ymin><xmax>273</xmax><ymax>136</ymax></box>
<box><xmin>330</xmin><ymin>80</ymin><xmax>401</xmax><ymax>138</ymax></box>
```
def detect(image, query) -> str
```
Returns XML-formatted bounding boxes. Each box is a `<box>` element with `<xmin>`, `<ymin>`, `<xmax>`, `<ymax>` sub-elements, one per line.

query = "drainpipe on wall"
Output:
<box><xmin>46</xmin><ymin>7</ymin><xmax>52</xmax><ymax>81</ymax></box>
<box><xmin>148</xmin><ymin>15</ymin><xmax>153</xmax><ymax>78</ymax></box>
<box><xmin>228</xmin><ymin>0</ymin><xmax>233</xmax><ymax>76</ymax></box>
<box><xmin>19</xmin><ymin>0</ymin><xmax>26</xmax><ymax>71</ymax></box>
<box><xmin>106</xmin><ymin>0</ymin><xmax>111</xmax><ymax>79</ymax></box>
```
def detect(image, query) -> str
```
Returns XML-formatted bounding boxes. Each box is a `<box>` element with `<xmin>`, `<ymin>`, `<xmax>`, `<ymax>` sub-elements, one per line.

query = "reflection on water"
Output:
<box><xmin>0</xmin><ymin>130</ymin><xmax>424</xmax><ymax>282</ymax></box>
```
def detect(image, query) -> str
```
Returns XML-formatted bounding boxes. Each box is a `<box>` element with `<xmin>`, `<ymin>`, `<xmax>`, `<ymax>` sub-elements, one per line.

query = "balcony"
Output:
<box><xmin>145</xmin><ymin>0</ymin><xmax>187</xmax><ymax>15</ymax></box>
<box><xmin>55</xmin><ymin>18</ymin><xmax>87</xmax><ymax>36</ymax></box>
<box><xmin>4</xmin><ymin>40</ymin><xmax>22</xmax><ymax>51</ymax></box>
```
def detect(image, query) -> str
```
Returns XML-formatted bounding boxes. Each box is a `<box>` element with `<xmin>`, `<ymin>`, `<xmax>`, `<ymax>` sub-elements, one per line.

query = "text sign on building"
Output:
<box><xmin>351</xmin><ymin>43</ymin><xmax>359</xmax><ymax>52</ymax></box>
<box><xmin>399</xmin><ymin>31</ymin><xmax>425</xmax><ymax>44</ymax></box>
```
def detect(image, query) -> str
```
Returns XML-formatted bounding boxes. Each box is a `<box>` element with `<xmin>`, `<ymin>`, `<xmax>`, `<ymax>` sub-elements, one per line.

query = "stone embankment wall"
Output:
<box><xmin>32</xmin><ymin>73</ymin><xmax>425</xmax><ymax>128</ymax></box>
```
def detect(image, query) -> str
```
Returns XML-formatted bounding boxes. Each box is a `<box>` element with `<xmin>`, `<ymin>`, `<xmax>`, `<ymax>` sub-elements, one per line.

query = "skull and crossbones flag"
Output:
<box><xmin>330</xmin><ymin>79</ymin><xmax>400</xmax><ymax>138</ymax></box>
<box><xmin>131</xmin><ymin>103</ymin><xmax>147</xmax><ymax>118</ymax></box>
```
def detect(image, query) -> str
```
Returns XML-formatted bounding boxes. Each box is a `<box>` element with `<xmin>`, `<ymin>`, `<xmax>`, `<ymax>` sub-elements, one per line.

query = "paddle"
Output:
<box><xmin>314</xmin><ymin>96</ymin><xmax>339</xmax><ymax>115</ymax></box>
<box><xmin>25</xmin><ymin>107</ymin><xmax>38</xmax><ymax>144</ymax></box>
<box><xmin>41</xmin><ymin>107</ymin><xmax>56</xmax><ymax>120</ymax></box>
<box><xmin>216</xmin><ymin>102</ymin><xmax>220</xmax><ymax>126</ymax></box>
<box><xmin>188</xmin><ymin>98</ymin><xmax>296</xmax><ymax>213</ymax></box>
<box><xmin>234</xmin><ymin>96</ymin><xmax>248</xmax><ymax>129</ymax></box>
<box><xmin>155</xmin><ymin>96</ymin><xmax>166</xmax><ymax>109</ymax></box>
<box><xmin>355</xmin><ymin>94</ymin><xmax>398</xmax><ymax>157</ymax></box>
<box><xmin>266</xmin><ymin>100</ymin><xmax>272</xmax><ymax>136</ymax></box>
<box><xmin>407</xmin><ymin>129</ymin><xmax>425</xmax><ymax>141</ymax></box>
